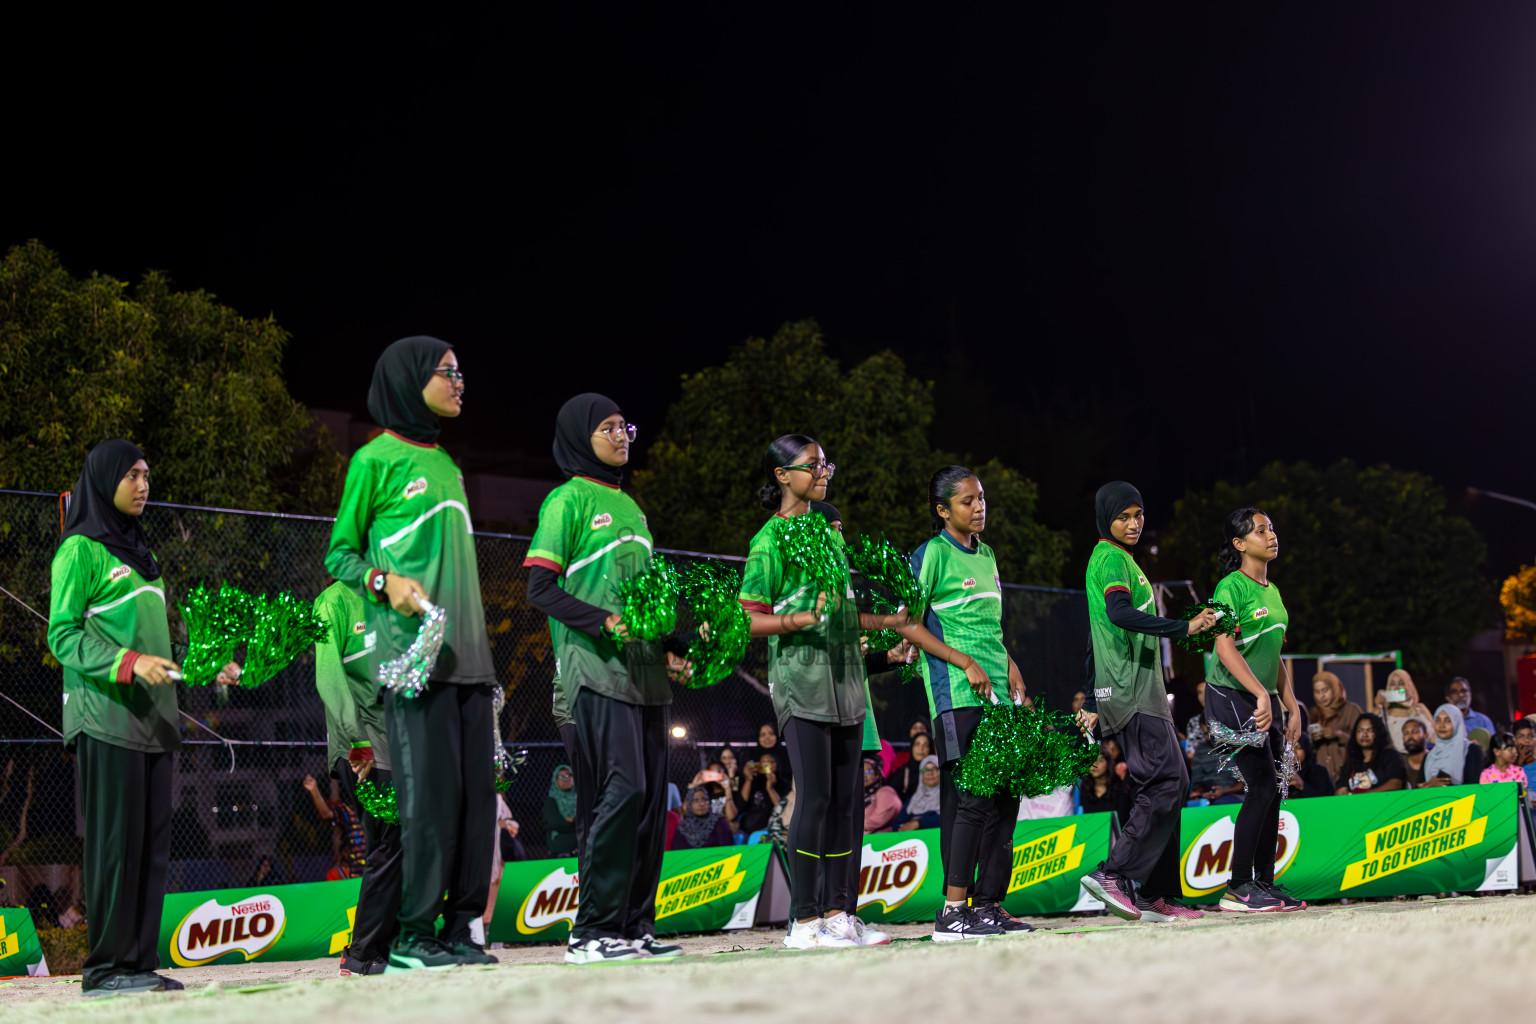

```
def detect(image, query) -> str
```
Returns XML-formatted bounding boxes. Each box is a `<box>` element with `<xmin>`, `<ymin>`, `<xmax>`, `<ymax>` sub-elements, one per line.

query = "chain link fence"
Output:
<box><xmin>0</xmin><ymin>489</ymin><xmax>1087</xmax><ymax>920</ymax></box>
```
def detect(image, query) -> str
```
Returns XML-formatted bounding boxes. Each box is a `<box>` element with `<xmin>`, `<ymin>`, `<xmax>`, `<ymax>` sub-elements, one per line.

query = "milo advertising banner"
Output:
<box><xmin>1179</xmin><ymin>782</ymin><xmax>1520</xmax><ymax>901</ymax></box>
<box><xmin>158</xmin><ymin>879</ymin><xmax>362</xmax><ymax>968</ymax></box>
<box><xmin>855</xmin><ymin>813</ymin><xmax>1114</xmax><ymax>923</ymax></box>
<box><xmin>488</xmin><ymin>843</ymin><xmax>774</xmax><ymax>943</ymax></box>
<box><xmin>0</xmin><ymin>907</ymin><xmax>49</xmax><ymax>977</ymax></box>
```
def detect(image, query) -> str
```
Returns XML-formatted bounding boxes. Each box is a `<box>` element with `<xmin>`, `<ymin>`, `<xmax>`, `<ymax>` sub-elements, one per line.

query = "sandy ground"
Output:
<box><xmin>4</xmin><ymin>895</ymin><xmax>1532</xmax><ymax>1023</ymax></box>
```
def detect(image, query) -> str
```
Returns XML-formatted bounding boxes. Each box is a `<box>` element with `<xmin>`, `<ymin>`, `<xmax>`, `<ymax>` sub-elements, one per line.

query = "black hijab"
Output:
<box><xmin>61</xmin><ymin>439</ymin><xmax>161</xmax><ymax>580</ymax></box>
<box><xmin>1094</xmin><ymin>481</ymin><xmax>1144</xmax><ymax>541</ymax></box>
<box><xmin>808</xmin><ymin>499</ymin><xmax>843</xmax><ymax>526</ymax></box>
<box><xmin>367</xmin><ymin>336</ymin><xmax>452</xmax><ymax>444</ymax></box>
<box><xmin>552</xmin><ymin>393</ymin><xmax>623</xmax><ymax>485</ymax></box>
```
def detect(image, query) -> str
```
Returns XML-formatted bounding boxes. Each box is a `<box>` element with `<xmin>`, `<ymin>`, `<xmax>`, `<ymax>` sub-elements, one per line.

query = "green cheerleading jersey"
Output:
<box><xmin>523</xmin><ymin>475</ymin><xmax>671</xmax><ymax>707</ymax></box>
<box><xmin>1086</xmin><ymin>539</ymin><xmax>1169</xmax><ymax>735</ymax></box>
<box><xmin>910</xmin><ymin>531</ymin><xmax>1010</xmax><ymax>719</ymax></box>
<box><xmin>47</xmin><ymin>535</ymin><xmax>180</xmax><ymax>753</ymax></box>
<box><xmin>1206</xmin><ymin>571</ymin><xmax>1288</xmax><ymax>694</ymax></box>
<box><xmin>738</xmin><ymin>514</ymin><xmax>864</xmax><ymax>731</ymax></box>
<box><xmin>314</xmin><ymin>581</ymin><xmax>391</xmax><ymax>771</ymax></box>
<box><xmin>325</xmin><ymin>431</ymin><xmax>494</xmax><ymax>686</ymax></box>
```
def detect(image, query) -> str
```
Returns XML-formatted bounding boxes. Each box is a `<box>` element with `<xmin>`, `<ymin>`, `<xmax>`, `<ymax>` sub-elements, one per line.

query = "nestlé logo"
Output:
<box><xmin>170</xmin><ymin>893</ymin><xmax>286</xmax><ymax>966</ymax></box>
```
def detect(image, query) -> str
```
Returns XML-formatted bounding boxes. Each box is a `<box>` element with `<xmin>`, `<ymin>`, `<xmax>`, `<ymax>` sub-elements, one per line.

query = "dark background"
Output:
<box><xmin>8</xmin><ymin>3</ymin><xmax>1536</xmax><ymax>577</ymax></box>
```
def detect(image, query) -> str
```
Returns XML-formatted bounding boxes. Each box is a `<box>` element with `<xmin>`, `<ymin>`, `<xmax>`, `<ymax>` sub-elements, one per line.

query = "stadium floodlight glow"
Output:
<box><xmin>671</xmin><ymin>725</ymin><xmax>688</xmax><ymax>739</ymax></box>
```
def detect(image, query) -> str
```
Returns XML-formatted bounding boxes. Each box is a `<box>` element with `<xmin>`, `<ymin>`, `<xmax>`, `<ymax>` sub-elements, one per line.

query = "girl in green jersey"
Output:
<box><xmin>47</xmin><ymin>440</ymin><xmax>239</xmax><ymax>997</ymax></box>
<box><xmin>737</xmin><ymin>435</ymin><xmax>910</xmax><ymax>950</ymax></box>
<box><xmin>1205</xmin><ymin>507</ymin><xmax>1306</xmax><ymax>913</ymax></box>
<box><xmin>324</xmin><ymin>337</ymin><xmax>499</xmax><ymax>971</ymax></box>
<box><xmin>524</xmin><ymin>393</ymin><xmax>690</xmax><ymax>964</ymax></box>
<box><xmin>897</xmin><ymin>466</ymin><xmax>1035</xmax><ymax>940</ymax></box>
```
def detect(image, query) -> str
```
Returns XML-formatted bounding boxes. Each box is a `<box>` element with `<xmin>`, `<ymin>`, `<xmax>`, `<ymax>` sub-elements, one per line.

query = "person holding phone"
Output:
<box><xmin>1204</xmin><ymin>507</ymin><xmax>1305</xmax><ymax>913</ymax></box>
<box><xmin>1335</xmin><ymin>714</ymin><xmax>1407</xmax><ymax>795</ymax></box>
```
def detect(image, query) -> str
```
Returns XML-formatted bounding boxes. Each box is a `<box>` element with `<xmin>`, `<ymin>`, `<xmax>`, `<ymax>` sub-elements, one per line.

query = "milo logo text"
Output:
<box><xmin>857</xmin><ymin>838</ymin><xmax>928</xmax><ymax>913</ymax></box>
<box><xmin>961</xmin><ymin>578</ymin><xmax>977</xmax><ymax>590</ymax></box>
<box><xmin>171</xmin><ymin>894</ymin><xmax>286</xmax><ymax>966</ymax></box>
<box><xmin>109</xmin><ymin>564</ymin><xmax>132</xmax><ymax>583</ymax></box>
<box><xmin>403</xmin><ymin>477</ymin><xmax>428</xmax><ymax>500</ymax></box>
<box><xmin>1182</xmin><ymin>811</ymin><xmax>1299</xmax><ymax>896</ymax></box>
<box><xmin>517</xmin><ymin>867</ymin><xmax>580</xmax><ymax>935</ymax></box>
<box><xmin>591</xmin><ymin>513</ymin><xmax>613</xmax><ymax>530</ymax></box>
<box><xmin>1253</xmin><ymin>607</ymin><xmax>1269</xmax><ymax>620</ymax></box>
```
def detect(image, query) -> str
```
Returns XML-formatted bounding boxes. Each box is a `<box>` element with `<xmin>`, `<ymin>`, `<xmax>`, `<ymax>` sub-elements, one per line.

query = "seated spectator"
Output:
<box><xmin>861</xmin><ymin>757</ymin><xmax>903</xmax><ymax>833</ymax></box>
<box><xmin>1102</xmin><ymin>737</ymin><xmax>1129</xmax><ymax>780</ymax></box>
<box><xmin>1512</xmin><ymin>720</ymin><xmax>1536</xmax><ymax>767</ymax></box>
<box><xmin>886</xmin><ymin>732</ymin><xmax>935</xmax><ymax>803</ymax></box>
<box><xmin>1077</xmin><ymin>749</ymin><xmax>1130</xmax><ymax>820</ymax></box>
<box><xmin>1336</xmin><ymin>713</ymin><xmax>1407</xmax><ymax>795</ymax></box>
<box><xmin>1187</xmin><ymin>681</ymin><xmax>1225</xmax><ymax>801</ymax></box>
<box><xmin>1286</xmin><ymin>733</ymin><xmax>1334</xmax><ymax>798</ymax></box>
<box><xmin>736</xmin><ymin>752</ymin><xmax>783</xmax><ymax>834</ymax></box>
<box><xmin>1401</xmin><ymin>718</ymin><xmax>1431</xmax><ymax>787</ymax></box>
<box><xmin>1071</xmin><ymin>689</ymin><xmax>1087</xmax><ymax>715</ymax></box>
<box><xmin>750</xmin><ymin>723</ymin><xmax>793</xmax><ymax>793</ymax></box>
<box><xmin>670</xmin><ymin>786</ymin><xmax>734</xmax><ymax>850</ymax></box>
<box><xmin>692</xmin><ymin>763</ymin><xmax>739</xmax><ymax>825</ymax></box>
<box><xmin>1419</xmin><ymin>704</ymin><xmax>1482</xmax><ymax>787</ymax></box>
<box><xmin>888</xmin><ymin>718</ymin><xmax>931</xmax><ymax>774</ymax></box>
<box><xmin>1447</xmin><ymin>676</ymin><xmax>1496</xmax><ymax>738</ymax></box>
<box><xmin>1373</xmin><ymin>669</ymin><xmax>1433</xmax><ymax>753</ymax></box>
<box><xmin>542</xmin><ymin>764</ymin><xmax>578</xmax><ymax>856</ymax></box>
<box><xmin>1310</xmin><ymin>670</ymin><xmax>1362</xmax><ymax>784</ymax></box>
<box><xmin>1480</xmin><ymin>733</ymin><xmax>1530</xmax><ymax>786</ymax></box>
<box><xmin>895</xmin><ymin>756</ymin><xmax>942</xmax><ymax>830</ymax></box>
<box><xmin>303</xmin><ymin>773</ymin><xmax>365</xmax><ymax>879</ymax></box>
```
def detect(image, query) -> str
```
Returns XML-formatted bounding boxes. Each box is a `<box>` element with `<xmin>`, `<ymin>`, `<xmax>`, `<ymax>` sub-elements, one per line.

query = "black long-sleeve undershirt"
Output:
<box><xmin>1082</xmin><ymin>590</ymin><xmax>1188</xmax><ymax>715</ymax></box>
<box><xmin>526</xmin><ymin>565</ymin><xmax>610</xmax><ymax>637</ymax></box>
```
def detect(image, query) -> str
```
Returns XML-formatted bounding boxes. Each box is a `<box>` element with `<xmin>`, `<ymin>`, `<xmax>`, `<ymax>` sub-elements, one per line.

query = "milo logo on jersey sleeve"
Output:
<box><xmin>591</xmin><ymin>513</ymin><xmax>613</xmax><ymax>530</ymax></box>
<box><xmin>170</xmin><ymin>894</ymin><xmax>286</xmax><ymax>966</ymax></box>
<box><xmin>109</xmin><ymin>564</ymin><xmax>132</xmax><ymax>583</ymax></box>
<box><xmin>1253</xmin><ymin>607</ymin><xmax>1270</xmax><ymax>620</ymax></box>
<box><xmin>402</xmin><ymin>477</ymin><xmax>428</xmax><ymax>500</ymax></box>
<box><xmin>856</xmin><ymin>837</ymin><xmax>929</xmax><ymax>913</ymax></box>
<box><xmin>961</xmin><ymin>578</ymin><xmax>977</xmax><ymax>590</ymax></box>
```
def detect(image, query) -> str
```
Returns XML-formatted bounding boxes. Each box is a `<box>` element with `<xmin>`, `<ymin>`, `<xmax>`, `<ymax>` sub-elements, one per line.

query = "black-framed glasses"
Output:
<box><xmin>433</xmin><ymin>366</ymin><xmax>465</xmax><ymax>385</ymax></box>
<box><xmin>593</xmin><ymin>422</ymin><xmax>638</xmax><ymax>442</ymax></box>
<box><xmin>782</xmin><ymin>461</ymin><xmax>836</xmax><ymax>479</ymax></box>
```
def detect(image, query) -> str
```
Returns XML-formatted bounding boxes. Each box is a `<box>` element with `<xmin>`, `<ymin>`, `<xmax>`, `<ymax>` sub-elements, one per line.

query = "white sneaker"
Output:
<box><xmin>565</xmin><ymin>937</ymin><xmax>644</xmax><ymax>964</ymax></box>
<box><xmin>782</xmin><ymin>917</ymin><xmax>858</xmax><ymax>949</ymax></box>
<box><xmin>823</xmin><ymin>912</ymin><xmax>890</xmax><ymax>946</ymax></box>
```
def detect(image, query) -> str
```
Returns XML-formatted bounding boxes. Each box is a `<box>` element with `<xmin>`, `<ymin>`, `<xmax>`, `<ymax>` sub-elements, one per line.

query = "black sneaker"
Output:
<box><xmin>1256</xmin><ymin>880</ymin><xmax>1307</xmax><ymax>912</ymax></box>
<box><xmin>449</xmin><ymin>940</ymin><xmax>499</xmax><ymax>965</ymax></box>
<box><xmin>339</xmin><ymin>952</ymin><xmax>372</xmax><ymax>976</ymax></box>
<box><xmin>971</xmin><ymin>901</ymin><xmax>1035</xmax><ymax>935</ymax></box>
<box><xmin>630</xmin><ymin>934</ymin><xmax>685</xmax><ymax>957</ymax></box>
<box><xmin>386</xmin><ymin>934</ymin><xmax>464</xmax><ymax>972</ymax></box>
<box><xmin>1218</xmin><ymin>881</ymin><xmax>1286</xmax><ymax>913</ymax></box>
<box><xmin>932</xmin><ymin>903</ymin><xmax>1005</xmax><ymax>942</ymax></box>
<box><xmin>82</xmin><ymin>972</ymin><xmax>166</xmax><ymax>998</ymax></box>
<box><xmin>1079</xmin><ymin>867</ymin><xmax>1141</xmax><ymax>921</ymax></box>
<box><xmin>566</xmin><ymin>936</ymin><xmax>645</xmax><ymax>964</ymax></box>
<box><xmin>139</xmin><ymin>973</ymin><xmax>184</xmax><ymax>991</ymax></box>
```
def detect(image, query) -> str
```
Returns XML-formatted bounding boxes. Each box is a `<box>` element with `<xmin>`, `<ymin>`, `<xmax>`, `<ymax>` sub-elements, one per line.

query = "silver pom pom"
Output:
<box><xmin>378</xmin><ymin>594</ymin><xmax>447</xmax><ymax>698</ymax></box>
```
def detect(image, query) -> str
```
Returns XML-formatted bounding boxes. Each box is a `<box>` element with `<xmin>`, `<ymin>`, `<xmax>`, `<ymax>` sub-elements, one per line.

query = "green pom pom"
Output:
<box><xmin>680</xmin><ymin>560</ymin><xmax>752</xmax><ymax>688</ymax></box>
<box><xmin>775</xmin><ymin>512</ymin><xmax>849</xmax><ymax>605</ymax></box>
<box><xmin>179</xmin><ymin>582</ymin><xmax>252</xmax><ymax>686</ymax></box>
<box><xmin>1173</xmin><ymin>599</ymin><xmax>1239</xmax><ymax>653</ymax></box>
<box><xmin>355</xmin><ymin>778</ymin><xmax>399</xmax><ymax>825</ymax></box>
<box><xmin>848</xmin><ymin>532</ymin><xmax>925</xmax><ymax>635</ymax></box>
<box><xmin>241</xmin><ymin>592</ymin><xmax>329</xmax><ymax>687</ymax></box>
<box><xmin>614</xmin><ymin>555</ymin><xmax>681</xmax><ymax>648</ymax></box>
<box><xmin>954</xmin><ymin>702</ymin><xmax>1101</xmax><ymax>799</ymax></box>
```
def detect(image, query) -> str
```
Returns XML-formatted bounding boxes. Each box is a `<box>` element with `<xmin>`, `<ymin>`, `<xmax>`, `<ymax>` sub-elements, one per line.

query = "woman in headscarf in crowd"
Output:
<box><xmin>896</xmin><ymin>756</ymin><xmax>943</xmax><ymax>830</ymax></box>
<box><xmin>896</xmin><ymin>466</ymin><xmax>1037</xmax><ymax>939</ymax></box>
<box><xmin>1076</xmin><ymin>482</ymin><xmax>1216</xmax><ymax>924</ymax></box>
<box><xmin>1336</xmin><ymin>713</ymin><xmax>1407</xmax><ymax>794</ymax></box>
<box><xmin>1309</xmin><ymin>671</ymin><xmax>1362</xmax><ymax>784</ymax></box>
<box><xmin>886</xmin><ymin>732</ymin><xmax>935</xmax><ymax>803</ymax></box>
<box><xmin>860</xmin><ymin>757</ymin><xmax>903</xmax><ymax>833</ymax></box>
<box><xmin>523</xmin><ymin>393</ymin><xmax>691</xmax><ymax>965</ymax></box>
<box><xmin>1373</xmin><ymin>668</ymin><xmax>1434</xmax><ymax>754</ymax></box>
<box><xmin>1419</xmin><ymin>704</ymin><xmax>1482</xmax><ymax>787</ymax></box>
<box><xmin>738</xmin><ymin>434</ymin><xmax>908</xmax><ymax>950</ymax></box>
<box><xmin>543</xmin><ymin>765</ymin><xmax>579</xmax><ymax>856</ymax></box>
<box><xmin>325</xmin><ymin>337</ymin><xmax>498</xmax><ymax>972</ymax></box>
<box><xmin>48</xmin><ymin>440</ymin><xmax>240</xmax><ymax>997</ymax></box>
<box><xmin>670</xmin><ymin>786</ymin><xmax>733</xmax><ymax>850</ymax></box>
<box><xmin>749</xmin><ymin>722</ymin><xmax>794</xmax><ymax>794</ymax></box>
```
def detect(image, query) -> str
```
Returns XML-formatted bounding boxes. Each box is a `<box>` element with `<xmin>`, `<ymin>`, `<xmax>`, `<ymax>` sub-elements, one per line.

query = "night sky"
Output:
<box><xmin>10</xmin><ymin>4</ymin><xmax>1536</xmax><ymax>577</ymax></box>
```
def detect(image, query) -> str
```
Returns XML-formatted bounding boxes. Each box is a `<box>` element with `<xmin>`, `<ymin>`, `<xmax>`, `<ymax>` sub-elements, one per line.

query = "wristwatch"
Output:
<box><xmin>367</xmin><ymin>568</ymin><xmax>388</xmax><ymax>601</ymax></box>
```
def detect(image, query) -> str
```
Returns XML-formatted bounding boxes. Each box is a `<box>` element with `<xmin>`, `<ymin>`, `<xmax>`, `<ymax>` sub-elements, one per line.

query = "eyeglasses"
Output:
<box><xmin>782</xmin><ymin>462</ymin><xmax>836</xmax><ymax>479</ymax></box>
<box><xmin>433</xmin><ymin>366</ymin><xmax>465</xmax><ymax>385</ymax></box>
<box><xmin>593</xmin><ymin>422</ymin><xmax>638</xmax><ymax>443</ymax></box>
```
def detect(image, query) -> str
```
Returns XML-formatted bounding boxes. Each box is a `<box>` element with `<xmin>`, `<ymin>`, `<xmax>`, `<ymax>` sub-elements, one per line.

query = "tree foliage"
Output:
<box><xmin>1500</xmin><ymin>564</ymin><xmax>1536</xmax><ymax>644</ymax></box>
<box><xmin>0</xmin><ymin>240</ymin><xmax>342</xmax><ymax>512</ymax></box>
<box><xmin>1161</xmin><ymin>460</ymin><xmax>1491</xmax><ymax>678</ymax></box>
<box><xmin>631</xmin><ymin>320</ymin><xmax>1069</xmax><ymax>586</ymax></box>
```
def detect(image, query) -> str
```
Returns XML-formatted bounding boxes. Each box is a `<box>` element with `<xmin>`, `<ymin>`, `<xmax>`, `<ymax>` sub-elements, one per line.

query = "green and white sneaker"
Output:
<box><xmin>566</xmin><ymin>937</ymin><xmax>645</xmax><ymax>964</ymax></box>
<box><xmin>630</xmin><ymin>934</ymin><xmax>685</xmax><ymax>957</ymax></box>
<box><xmin>386</xmin><ymin>935</ymin><xmax>464</xmax><ymax>972</ymax></box>
<box><xmin>448</xmin><ymin>940</ymin><xmax>499</xmax><ymax>965</ymax></box>
<box><xmin>81</xmin><ymin>972</ymin><xmax>167</xmax><ymax>998</ymax></box>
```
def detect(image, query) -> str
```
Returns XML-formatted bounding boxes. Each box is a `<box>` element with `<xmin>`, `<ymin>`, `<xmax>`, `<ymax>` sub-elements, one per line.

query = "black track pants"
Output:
<box><xmin>1204</xmin><ymin>687</ymin><xmax>1284</xmax><ymax>886</ymax></box>
<box><xmin>569</xmin><ymin>689</ymin><xmax>669</xmax><ymax>941</ymax></box>
<box><xmin>78</xmin><ymin>736</ymin><xmax>170</xmax><ymax>989</ymax></box>
<box><xmin>782</xmin><ymin>717</ymin><xmax>863</xmax><ymax>920</ymax></box>
<box><xmin>388</xmin><ymin>683</ymin><xmax>496</xmax><ymax>943</ymax></box>
<box><xmin>334</xmin><ymin>757</ymin><xmax>403</xmax><ymax>961</ymax></box>
<box><xmin>936</xmin><ymin>707</ymin><xmax>1021</xmax><ymax>898</ymax></box>
<box><xmin>1102</xmin><ymin>713</ymin><xmax>1187</xmax><ymax>899</ymax></box>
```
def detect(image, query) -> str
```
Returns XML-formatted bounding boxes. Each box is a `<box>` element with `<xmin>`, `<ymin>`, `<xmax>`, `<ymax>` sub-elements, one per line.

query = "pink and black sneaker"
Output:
<box><xmin>1134</xmin><ymin>894</ymin><xmax>1205</xmax><ymax>922</ymax></box>
<box><xmin>1079</xmin><ymin>868</ymin><xmax>1141</xmax><ymax>921</ymax></box>
<box><xmin>1256</xmin><ymin>880</ymin><xmax>1307</xmax><ymax>911</ymax></box>
<box><xmin>1217</xmin><ymin>882</ymin><xmax>1285</xmax><ymax>913</ymax></box>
